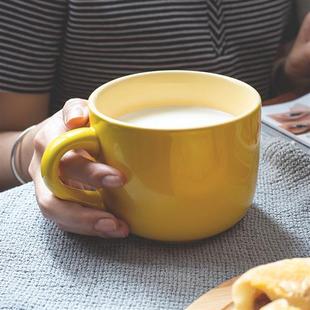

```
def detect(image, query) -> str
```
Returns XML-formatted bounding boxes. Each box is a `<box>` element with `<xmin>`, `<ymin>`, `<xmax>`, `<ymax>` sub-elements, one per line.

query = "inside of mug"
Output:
<box><xmin>89</xmin><ymin>71</ymin><xmax>261</xmax><ymax>120</ymax></box>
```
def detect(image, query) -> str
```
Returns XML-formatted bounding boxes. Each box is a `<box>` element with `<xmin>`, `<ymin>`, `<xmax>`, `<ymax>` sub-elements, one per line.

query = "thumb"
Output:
<box><xmin>62</xmin><ymin>98</ymin><xmax>89</xmax><ymax>129</ymax></box>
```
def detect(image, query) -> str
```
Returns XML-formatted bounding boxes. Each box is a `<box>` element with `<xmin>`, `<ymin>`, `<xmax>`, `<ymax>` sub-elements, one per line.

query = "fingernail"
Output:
<box><xmin>66</xmin><ymin>106</ymin><xmax>85</xmax><ymax>122</ymax></box>
<box><xmin>102</xmin><ymin>175</ymin><xmax>124</xmax><ymax>187</ymax></box>
<box><xmin>94</xmin><ymin>218</ymin><xmax>117</xmax><ymax>233</ymax></box>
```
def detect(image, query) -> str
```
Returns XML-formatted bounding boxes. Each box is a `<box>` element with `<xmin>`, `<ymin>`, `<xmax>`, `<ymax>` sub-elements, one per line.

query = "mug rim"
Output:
<box><xmin>88</xmin><ymin>70</ymin><xmax>261</xmax><ymax>132</ymax></box>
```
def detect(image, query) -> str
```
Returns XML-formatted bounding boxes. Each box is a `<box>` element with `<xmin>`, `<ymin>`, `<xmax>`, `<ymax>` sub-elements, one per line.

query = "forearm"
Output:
<box><xmin>0</xmin><ymin>92</ymin><xmax>50</xmax><ymax>190</ymax></box>
<box><xmin>272</xmin><ymin>13</ymin><xmax>310</xmax><ymax>96</ymax></box>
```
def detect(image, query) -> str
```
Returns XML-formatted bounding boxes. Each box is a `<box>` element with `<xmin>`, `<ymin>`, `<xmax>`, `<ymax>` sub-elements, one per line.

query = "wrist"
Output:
<box><xmin>272</xmin><ymin>57</ymin><xmax>310</xmax><ymax>96</ymax></box>
<box><xmin>283</xmin><ymin>57</ymin><xmax>299</xmax><ymax>85</ymax></box>
<box><xmin>283</xmin><ymin>57</ymin><xmax>310</xmax><ymax>91</ymax></box>
<box><xmin>12</xmin><ymin>125</ymin><xmax>38</xmax><ymax>183</ymax></box>
<box><xmin>271</xmin><ymin>58</ymin><xmax>295</xmax><ymax>96</ymax></box>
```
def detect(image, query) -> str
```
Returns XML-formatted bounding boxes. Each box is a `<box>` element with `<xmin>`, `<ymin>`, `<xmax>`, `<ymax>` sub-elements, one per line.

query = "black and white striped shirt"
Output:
<box><xmin>0</xmin><ymin>0</ymin><xmax>295</xmax><ymax>113</ymax></box>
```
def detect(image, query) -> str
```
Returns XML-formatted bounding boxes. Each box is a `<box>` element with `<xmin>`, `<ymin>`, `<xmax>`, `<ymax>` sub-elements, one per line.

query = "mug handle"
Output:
<box><xmin>41</xmin><ymin>127</ymin><xmax>105</xmax><ymax>209</ymax></box>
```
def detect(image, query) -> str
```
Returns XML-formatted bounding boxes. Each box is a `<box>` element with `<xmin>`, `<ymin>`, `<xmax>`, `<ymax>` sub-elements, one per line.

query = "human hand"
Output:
<box><xmin>28</xmin><ymin>98</ymin><xmax>129</xmax><ymax>238</ymax></box>
<box><xmin>285</xmin><ymin>13</ymin><xmax>310</xmax><ymax>83</ymax></box>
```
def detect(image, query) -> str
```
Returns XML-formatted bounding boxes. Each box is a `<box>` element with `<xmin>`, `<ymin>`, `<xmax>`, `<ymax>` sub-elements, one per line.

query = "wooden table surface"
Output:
<box><xmin>262</xmin><ymin>92</ymin><xmax>297</xmax><ymax>106</ymax></box>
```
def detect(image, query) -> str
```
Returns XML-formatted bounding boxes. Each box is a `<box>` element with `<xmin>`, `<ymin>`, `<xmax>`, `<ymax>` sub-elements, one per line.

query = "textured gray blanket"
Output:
<box><xmin>0</xmin><ymin>138</ymin><xmax>309</xmax><ymax>310</ymax></box>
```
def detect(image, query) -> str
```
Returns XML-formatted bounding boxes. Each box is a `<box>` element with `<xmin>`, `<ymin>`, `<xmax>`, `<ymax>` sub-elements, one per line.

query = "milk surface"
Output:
<box><xmin>118</xmin><ymin>106</ymin><xmax>234</xmax><ymax>129</ymax></box>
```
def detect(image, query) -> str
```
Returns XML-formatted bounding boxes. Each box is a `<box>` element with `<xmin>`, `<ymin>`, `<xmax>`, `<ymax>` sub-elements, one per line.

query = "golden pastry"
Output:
<box><xmin>232</xmin><ymin>258</ymin><xmax>310</xmax><ymax>310</ymax></box>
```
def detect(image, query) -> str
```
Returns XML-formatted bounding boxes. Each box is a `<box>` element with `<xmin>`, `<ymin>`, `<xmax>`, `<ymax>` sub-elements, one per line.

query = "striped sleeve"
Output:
<box><xmin>0</xmin><ymin>0</ymin><xmax>67</xmax><ymax>93</ymax></box>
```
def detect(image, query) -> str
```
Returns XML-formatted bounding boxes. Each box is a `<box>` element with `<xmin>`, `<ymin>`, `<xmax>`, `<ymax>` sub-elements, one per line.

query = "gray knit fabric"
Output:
<box><xmin>0</xmin><ymin>138</ymin><xmax>309</xmax><ymax>310</ymax></box>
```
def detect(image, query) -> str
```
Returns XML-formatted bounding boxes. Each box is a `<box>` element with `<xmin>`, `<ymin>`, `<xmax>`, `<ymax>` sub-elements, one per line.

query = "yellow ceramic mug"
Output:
<box><xmin>41</xmin><ymin>71</ymin><xmax>261</xmax><ymax>242</ymax></box>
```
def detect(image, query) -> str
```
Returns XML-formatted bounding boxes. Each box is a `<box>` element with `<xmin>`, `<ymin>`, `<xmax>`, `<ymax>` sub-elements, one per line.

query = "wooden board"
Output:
<box><xmin>185</xmin><ymin>276</ymin><xmax>239</xmax><ymax>310</ymax></box>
